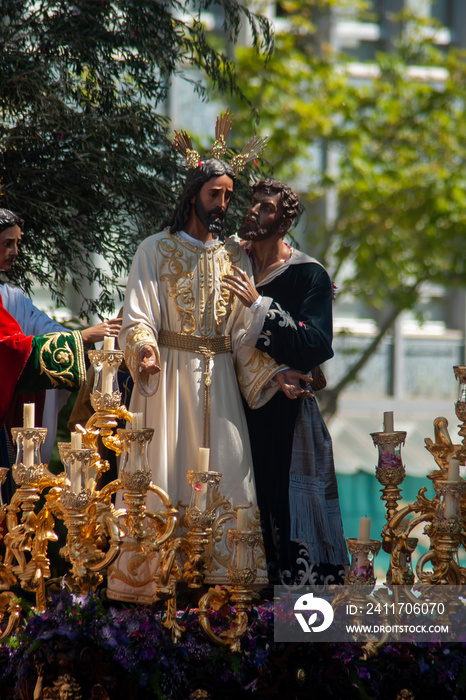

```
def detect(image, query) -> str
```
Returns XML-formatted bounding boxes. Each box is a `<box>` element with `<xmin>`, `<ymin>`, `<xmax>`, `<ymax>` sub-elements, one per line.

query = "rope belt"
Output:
<box><xmin>158</xmin><ymin>330</ymin><xmax>232</xmax><ymax>449</ymax></box>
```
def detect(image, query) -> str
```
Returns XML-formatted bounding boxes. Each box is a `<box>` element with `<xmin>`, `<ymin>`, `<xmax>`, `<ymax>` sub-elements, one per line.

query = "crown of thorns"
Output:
<box><xmin>173</xmin><ymin>108</ymin><xmax>268</xmax><ymax>174</ymax></box>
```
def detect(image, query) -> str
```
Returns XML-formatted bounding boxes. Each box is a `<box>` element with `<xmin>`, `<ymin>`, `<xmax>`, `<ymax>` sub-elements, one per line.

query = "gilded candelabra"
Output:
<box><xmin>182</xmin><ymin>469</ymin><xmax>224</xmax><ymax>588</ymax></box>
<box><xmin>332</xmin><ymin>371</ymin><xmax>466</xmax><ymax>654</ymax></box>
<box><xmin>370</xmin><ymin>366</ymin><xmax>466</xmax><ymax>588</ymax></box>
<box><xmin>2</xmin><ymin>424</ymin><xmax>57</xmax><ymax>612</ymax></box>
<box><xmin>370</xmin><ymin>426</ymin><xmax>417</xmax><ymax>585</ymax></box>
<box><xmin>0</xmin><ymin>340</ymin><xmax>261</xmax><ymax>650</ymax></box>
<box><xmin>331</xmin><ymin>531</ymin><xmax>382</xmax><ymax>635</ymax></box>
<box><xmin>346</xmin><ymin>537</ymin><xmax>382</xmax><ymax>587</ymax></box>
<box><xmin>198</xmin><ymin>525</ymin><xmax>261</xmax><ymax>652</ymax></box>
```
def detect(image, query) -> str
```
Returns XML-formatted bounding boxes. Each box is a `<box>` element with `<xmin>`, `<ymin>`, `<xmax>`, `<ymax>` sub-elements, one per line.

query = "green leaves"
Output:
<box><xmin>219</xmin><ymin>1</ymin><xmax>466</xmax><ymax>405</ymax></box>
<box><xmin>0</xmin><ymin>0</ymin><xmax>272</xmax><ymax>315</ymax></box>
<box><xmin>229</xmin><ymin>2</ymin><xmax>466</xmax><ymax>313</ymax></box>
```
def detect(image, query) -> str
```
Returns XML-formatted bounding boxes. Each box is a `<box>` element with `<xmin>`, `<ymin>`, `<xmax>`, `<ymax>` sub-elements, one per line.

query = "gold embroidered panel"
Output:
<box><xmin>156</xmin><ymin>232</ymin><xmax>243</xmax><ymax>337</ymax></box>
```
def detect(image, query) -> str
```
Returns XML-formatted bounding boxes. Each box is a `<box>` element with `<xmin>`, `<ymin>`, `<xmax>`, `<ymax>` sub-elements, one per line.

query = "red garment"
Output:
<box><xmin>0</xmin><ymin>294</ymin><xmax>32</xmax><ymax>426</ymax></box>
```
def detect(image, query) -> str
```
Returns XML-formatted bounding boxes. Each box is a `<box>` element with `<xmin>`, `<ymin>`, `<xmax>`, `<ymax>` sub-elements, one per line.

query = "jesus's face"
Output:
<box><xmin>192</xmin><ymin>174</ymin><xmax>234</xmax><ymax>236</ymax></box>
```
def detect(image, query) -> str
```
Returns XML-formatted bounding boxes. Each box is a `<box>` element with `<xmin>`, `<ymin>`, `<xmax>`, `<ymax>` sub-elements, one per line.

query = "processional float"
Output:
<box><xmin>0</xmin><ymin>338</ymin><xmax>262</xmax><ymax>651</ymax></box>
<box><xmin>2</xmin><ymin>347</ymin><xmax>466</xmax><ymax>649</ymax></box>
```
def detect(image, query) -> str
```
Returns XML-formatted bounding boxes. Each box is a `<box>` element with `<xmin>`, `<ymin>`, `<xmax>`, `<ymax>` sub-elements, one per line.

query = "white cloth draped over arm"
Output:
<box><xmin>224</xmin><ymin>244</ymin><xmax>285</xmax><ymax>409</ymax></box>
<box><xmin>119</xmin><ymin>243</ymin><xmax>161</xmax><ymax>397</ymax></box>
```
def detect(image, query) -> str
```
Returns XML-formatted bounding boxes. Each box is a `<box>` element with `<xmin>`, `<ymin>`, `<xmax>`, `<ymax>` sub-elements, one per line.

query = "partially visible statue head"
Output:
<box><xmin>49</xmin><ymin>674</ymin><xmax>82</xmax><ymax>700</ymax></box>
<box><xmin>0</xmin><ymin>208</ymin><xmax>24</xmax><ymax>233</ymax></box>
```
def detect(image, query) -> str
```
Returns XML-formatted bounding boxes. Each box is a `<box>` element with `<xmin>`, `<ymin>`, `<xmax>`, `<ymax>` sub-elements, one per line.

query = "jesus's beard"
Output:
<box><xmin>194</xmin><ymin>195</ymin><xmax>225</xmax><ymax>238</ymax></box>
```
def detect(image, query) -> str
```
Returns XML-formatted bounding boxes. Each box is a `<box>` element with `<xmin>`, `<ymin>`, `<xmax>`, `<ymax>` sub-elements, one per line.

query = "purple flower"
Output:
<box><xmin>357</xmin><ymin>667</ymin><xmax>371</xmax><ymax>680</ymax></box>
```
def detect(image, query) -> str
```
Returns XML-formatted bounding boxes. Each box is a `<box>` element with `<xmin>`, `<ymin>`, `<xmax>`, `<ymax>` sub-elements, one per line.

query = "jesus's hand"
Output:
<box><xmin>138</xmin><ymin>345</ymin><xmax>160</xmax><ymax>375</ymax></box>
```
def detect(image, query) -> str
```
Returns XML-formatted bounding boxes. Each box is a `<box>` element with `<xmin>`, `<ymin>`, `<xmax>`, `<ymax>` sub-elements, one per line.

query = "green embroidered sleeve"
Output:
<box><xmin>16</xmin><ymin>330</ymin><xmax>86</xmax><ymax>393</ymax></box>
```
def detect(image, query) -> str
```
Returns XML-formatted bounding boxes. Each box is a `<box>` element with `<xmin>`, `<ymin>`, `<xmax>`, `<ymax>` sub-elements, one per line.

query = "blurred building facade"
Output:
<box><xmin>270</xmin><ymin>0</ymin><xmax>466</xmax><ymax>561</ymax></box>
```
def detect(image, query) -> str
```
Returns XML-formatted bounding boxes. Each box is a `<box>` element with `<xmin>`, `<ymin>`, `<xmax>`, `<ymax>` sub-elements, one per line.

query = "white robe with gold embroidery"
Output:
<box><xmin>116</xmin><ymin>229</ymin><xmax>281</xmax><ymax>592</ymax></box>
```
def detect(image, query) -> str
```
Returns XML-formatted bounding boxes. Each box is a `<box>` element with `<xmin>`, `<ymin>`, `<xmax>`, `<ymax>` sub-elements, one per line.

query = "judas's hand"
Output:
<box><xmin>276</xmin><ymin>368</ymin><xmax>314</xmax><ymax>400</ymax></box>
<box><xmin>138</xmin><ymin>345</ymin><xmax>160</xmax><ymax>375</ymax></box>
<box><xmin>222</xmin><ymin>265</ymin><xmax>259</xmax><ymax>308</ymax></box>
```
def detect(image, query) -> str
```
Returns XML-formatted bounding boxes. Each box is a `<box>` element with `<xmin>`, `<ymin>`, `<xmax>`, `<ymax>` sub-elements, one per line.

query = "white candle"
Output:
<box><xmin>70</xmin><ymin>432</ymin><xmax>82</xmax><ymax>450</ymax></box>
<box><xmin>70</xmin><ymin>462</ymin><xmax>81</xmax><ymax>493</ymax></box>
<box><xmin>23</xmin><ymin>403</ymin><xmax>35</xmax><ymax>428</ymax></box>
<box><xmin>194</xmin><ymin>476</ymin><xmax>204</xmax><ymax>508</ymax></box>
<box><xmin>444</xmin><ymin>458</ymin><xmax>460</xmax><ymax>518</ymax></box>
<box><xmin>447</xmin><ymin>458</ymin><xmax>460</xmax><ymax>482</ymax></box>
<box><xmin>358</xmin><ymin>517</ymin><xmax>371</xmax><ymax>542</ymax></box>
<box><xmin>101</xmin><ymin>364</ymin><xmax>113</xmax><ymax>395</ymax></box>
<box><xmin>198</xmin><ymin>447</ymin><xmax>210</xmax><ymax>471</ymax></box>
<box><xmin>23</xmin><ymin>438</ymin><xmax>34</xmax><ymax>468</ymax></box>
<box><xmin>383</xmin><ymin>411</ymin><xmax>394</xmax><ymax>433</ymax></box>
<box><xmin>103</xmin><ymin>335</ymin><xmax>115</xmax><ymax>351</ymax></box>
<box><xmin>132</xmin><ymin>412</ymin><xmax>143</xmax><ymax>430</ymax></box>
<box><xmin>102</xmin><ymin>335</ymin><xmax>115</xmax><ymax>393</ymax></box>
<box><xmin>444</xmin><ymin>491</ymin><xmax>457</xmax><ymax>518</ymax></box>
<box><xmin>194</xmin><ymin>448</ymin><xmax>210</xmax><ymax>508</ymax></box>
<box><xmin>237</xmin><ymin>507</ymin><xmax>249</xmax><ymax>531</ymax></box>
<box><xmin>129</xmin><ymin>441</ymin><xmax>141</xmax><ymax>474</ymax></box>
<box><xmin>23</xmin><ymin>403</ymin><xmax>35</xmax><ymax>467</ymax></box>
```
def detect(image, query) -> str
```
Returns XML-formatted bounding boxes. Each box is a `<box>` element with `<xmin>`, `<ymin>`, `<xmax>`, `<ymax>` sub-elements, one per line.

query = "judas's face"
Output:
<box><xmin>238</xmin><ymin>190</ymin><xmax>284</xmax><ymax>242</ymax></box>
<box><xmin>0</xmin><ymin>225</ymin><xmax>22</xmax><ymax>271</ymax></box>
<box><xmin>193</xmin><ymin>174</ymin><xmax>234</xmax><ymax>236</ymax></box>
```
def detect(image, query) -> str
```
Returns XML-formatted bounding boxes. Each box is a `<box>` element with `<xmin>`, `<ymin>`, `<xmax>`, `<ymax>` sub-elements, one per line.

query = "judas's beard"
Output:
<box><xmin>237</xmin><ymin>215</ymin><xmax>277</xmax><ymax>242</ymax></box>
<box><xmin>194</xmin><ymin>195</ymin><xmax>225</xmax><ymax>238</ymax></box>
